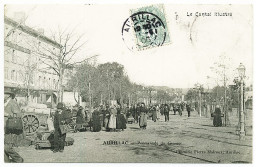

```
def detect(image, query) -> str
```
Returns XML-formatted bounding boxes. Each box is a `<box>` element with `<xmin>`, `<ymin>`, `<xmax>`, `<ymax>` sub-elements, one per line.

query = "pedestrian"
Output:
<box><xmin>76</xmin><ymin>106</ymin><xmax>85</xmax><ymax>130</ymax></box>
<box><xmin>103</xmin><ymin>105</ymin><xmax>110</xmax><ymax>131</ymax></box>
<box><xmin>84</xmin><ymin>107</ymin><xmax>91</xmax><ymax>124</ymax></box>
<box><xmin>4</xmin><ymin>91</ymin><xmax>24</xmax><ymax>162</ymax></box>
<box><xmin>156</xmin><ymin>105</ymin><xmax>160</xmax><ymax>120</ymax></box>
<box><xmin>116</xmin><ymin>106</ymin><xmax>127</xmax><ymax>131</ymax></box>
<box><xmin>178</xmin><ymin>104</ymin><xmax>183</xmax><ymax>116</ymax></box>
<box><xmin>53</xmin><ymin>102</ymin><xmax>69</xmax><ymax>153</ymax></box>
<box><xmin>173</xmin><ymin>103</ymin><xmax>177</xmax><ymax>115</ymax></box>
<box><xmin>108</xmin><ymin>105</ymin><xmax>117</xmax><ymax>132</ymax></box>
<box><xmin>92</xmin><ymin>108</ymin><xmax>101</xmax><ymax>132</ymax></box>
<box><xmin>160</xmin><ymin>104</ymin><xmax>164</xmax><ymax>115</ymax></box>
<box><xmin>134</xmin><ymin>104</ymin><xmax>140</xmax><ymax>123</ymax></box>
<box><xmin>181</xmin><ymin>102</ymin><xmax>185</xmax><ymax>111</ymax></box>
<box><xmin>164</xmin><ymin>104</ymin><xmax>170</xmax><ymax>122</ymax></box>
<box><xmin>170</xmin><ymin>104</ymin><xmax>173</xmax><ymax>112</ymax></box>
<box><xmin>213</xmin><ymin>105</ymin><xmax>222</xmax><ymax>127</ymax></box>
<box><xmin>151</xmin><ymin>106</ymin><xmax>157</xmax><ymax>122</ymax></box>
<box><xmin>98</xmin><ymin>106</ymin><xmax>104</xmax><ymax>129</ymax></box>
<box><xmin>125</xmin><ymin>105</ymin><xmax>131</xmax><ymax>121</ymax></box>
<box><xmin>139</xmin><ymin>103</ymin><xmax>148</xmax><ymax>129</ymax></box>
<box><xmin>186</xmin><ymin>104</ymin><xmax>191</xmax><ymax>117</ymax></box>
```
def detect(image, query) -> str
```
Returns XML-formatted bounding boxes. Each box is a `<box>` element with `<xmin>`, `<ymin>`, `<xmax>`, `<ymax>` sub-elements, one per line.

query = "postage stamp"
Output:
<box><xmin>122</xmin><ymin>4</ymin><xmax>170</xmax><ymax>51</ymax></box>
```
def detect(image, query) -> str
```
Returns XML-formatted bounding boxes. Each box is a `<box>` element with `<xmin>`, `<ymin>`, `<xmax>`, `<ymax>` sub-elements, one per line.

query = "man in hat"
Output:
<box><xmin>76</xmin><ymin>106</ymin><xmax>85</xmax><ymax>125</ymax></box>
<box><xmin>4</xmin><ymin>91</ymin><xmax>24</xmax><ymax>162</ymax></box>
<box><xmin>53</xmin><ymin>102</ymin><xmax>67</xmax><ymax>153</ymax></box>
<box><xmin>186</xmin><ymin>103</ymin><xmax>191</xmax><ymax>117</ymax></box>
<box><xmin>164</xmin><ymin>104</ymin><xmax>170</xmax><ymax>122</ymax></box>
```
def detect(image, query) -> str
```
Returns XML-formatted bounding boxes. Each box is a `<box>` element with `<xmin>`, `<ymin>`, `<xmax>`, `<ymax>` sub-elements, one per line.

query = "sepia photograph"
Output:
<box><xmin>3</xmin><ymin>3</ymin><xmax>254</xmax><ymax>164</ymax></box>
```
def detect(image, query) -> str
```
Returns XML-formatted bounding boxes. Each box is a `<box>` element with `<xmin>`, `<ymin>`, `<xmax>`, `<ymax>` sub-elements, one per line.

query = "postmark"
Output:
<box><xmin>122</xmin><ymin>5</ymin><xmax>170</xmax><ymax>51</ymax></box>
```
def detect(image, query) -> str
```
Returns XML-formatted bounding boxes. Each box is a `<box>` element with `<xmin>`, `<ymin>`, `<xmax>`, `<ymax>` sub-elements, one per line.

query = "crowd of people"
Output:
<box><xmin>61</xmin><ymin>101</ymin><xmax>193</xmax><ymax>133</ymax></box>
<box><xmin>46</xmin><ymin>101</ymin><xmax>224</xmax><ymax>154</ymax></box>
<box><xmin>4</xmin><ymin>89</ymin><xmax>224</xmax><ymax>160</ymax></box>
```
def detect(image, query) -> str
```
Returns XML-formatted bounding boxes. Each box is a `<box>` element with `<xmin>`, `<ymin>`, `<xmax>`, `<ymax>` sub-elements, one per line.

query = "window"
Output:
<box><xmin>11</xmin><ymin>31</ymin><xmax>16</xmax><ymax>42</ymax></box>
<box><xmin>56</xmin><ymin>80</ymin><xmax>59</xmax><ymax>89</ymax></box>
<box><xmin>48</xmin><ymin>78</ymin><xmax>51</xmax><ymax>89</ymax></box>
<box><xmin>53</xmin><ymin>79</ymin><xmax>56</xmax><ymax>89</ymax></box>
<box><xmin>4</xmin><ymin>68</ymin><xmax>9</xmax><ymax>79</ymax></box>
<box><xmin>18</xmin><ymin>71</ymin><xmax>23</xmax><ymax>82</ymax></box>
<box><xmin>12</xmin><ymin>50</ymin><xmax>17</xmax><ymax>63</ymax></box>
<box><xmin>11</xmin><ymin>70</ymin><xmax>15</xmax><ymax>81</ymax></box>
<box><xmin>4</xmin><ymin>50</ymin><xmax>9</xmax><ymax>62</ymax></box>
<box><xmin>38</xmin><ymin>76</ymin><xmax>41</xmax><ymax>87</ymax></box>
<box><xmin>43</xmin><ymin>77</ymin><xmax>46</xmax><ymax>89</ymax></box>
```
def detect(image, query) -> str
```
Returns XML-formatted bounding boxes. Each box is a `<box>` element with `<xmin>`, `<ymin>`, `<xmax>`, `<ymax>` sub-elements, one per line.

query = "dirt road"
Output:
<box><xmin>16</xmin><ymin>111</ymin><xmax>252</xmax><ymax>163</ymax></box>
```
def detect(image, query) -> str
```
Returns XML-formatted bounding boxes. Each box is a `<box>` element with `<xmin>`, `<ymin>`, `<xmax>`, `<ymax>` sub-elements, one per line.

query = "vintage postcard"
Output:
<box><xmin>3</xmin><ymin>4</ymin><xmax>253</xmax><ymax>164</ymax></box>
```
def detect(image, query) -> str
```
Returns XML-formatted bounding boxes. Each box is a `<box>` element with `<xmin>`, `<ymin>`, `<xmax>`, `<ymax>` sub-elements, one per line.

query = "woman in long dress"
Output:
<box><xmin>151</xmin><ymin>106</ymin><xmax>157</xmax><ymax>122</ymax></box>
<box><xmin>92</xmin><ymin>109</ymin><xmax>101</xmax><ymax>132</ymax></box>
<box><xmin>76</xmin><ymin>106</ymin><xmax>85</xmax><ymax>130</ymax></box>
<box><xmin>108</xmin><ymin>105</ymin><xmax>117</xmax><ymax>132</ymax></box>
<box><xmin>213</xmin><ymin>105</ymin><xmax>222</xmax><ymax>127</ymax></box>
<box><xmin>116</xmin><ymin>107</ymin><xmax>126</xmax><ymax>131</ymax></box>
<box><xmin>103</xmin><ymin>105</ymin><xmax>110</xmax><ymax>131</ymax></box>
<box><xmin>139</xmin><ymin>103</ymin><xmax>148</xmax><ymax>129</ymax></box>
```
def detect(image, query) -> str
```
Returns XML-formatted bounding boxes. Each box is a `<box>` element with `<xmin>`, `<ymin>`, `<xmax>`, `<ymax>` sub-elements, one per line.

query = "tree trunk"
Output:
<box><xmin>58</xmin><ymin>69</ymin><xmax>64</xmax><ymax>103</ymax></box>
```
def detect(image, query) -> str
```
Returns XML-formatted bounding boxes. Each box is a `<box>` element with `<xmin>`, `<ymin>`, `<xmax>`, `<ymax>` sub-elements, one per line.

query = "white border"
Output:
<box><xmin>0</xmin><ymin>0</ymin><xmax>259</xmax><ymax>167</ymax></box>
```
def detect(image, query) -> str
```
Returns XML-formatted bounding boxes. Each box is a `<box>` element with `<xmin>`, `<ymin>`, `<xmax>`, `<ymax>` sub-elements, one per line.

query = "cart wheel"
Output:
<box><xmin>22</xmin><ymin>114</ymin><xmax>40</xmax><ymax>135</ymax></box>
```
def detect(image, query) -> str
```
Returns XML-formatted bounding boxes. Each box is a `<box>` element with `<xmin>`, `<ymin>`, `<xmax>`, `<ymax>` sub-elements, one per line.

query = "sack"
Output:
<box><xmin>6</xmin><ymin>117</ymin><xmax>23</xmax><ymax>130</ymax></box>
<box><xmin>59</xmin><ymin>124</ymin><xmax>70</xmax><ymax>134</ymax></box>
<box><xmin>47</xmin><ymin>118</ymin><xmax>54</xmax><ymax>132</ymax></box>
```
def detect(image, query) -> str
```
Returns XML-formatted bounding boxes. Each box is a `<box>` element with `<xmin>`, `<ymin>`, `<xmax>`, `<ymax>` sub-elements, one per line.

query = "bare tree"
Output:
<box><xmin>28</xmin><ymin>28</ymin><xmax>97</xmax><ymax>102</ymax></box>
<box><xmin>19</xmin><ymin>57</ymin><xmax>38</xmax><ymax>102</ymax></box>
<box><xmin>209</xmin><ymin>54</ymin><xmax>233</xmax><ymax>126</ymax></box>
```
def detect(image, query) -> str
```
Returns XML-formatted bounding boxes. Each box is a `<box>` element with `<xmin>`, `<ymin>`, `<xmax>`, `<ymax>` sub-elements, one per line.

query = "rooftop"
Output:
<box><xmin>4</xmin><ymin>16</ymin><xmax>62</xmax><ymax>48</ymax></box>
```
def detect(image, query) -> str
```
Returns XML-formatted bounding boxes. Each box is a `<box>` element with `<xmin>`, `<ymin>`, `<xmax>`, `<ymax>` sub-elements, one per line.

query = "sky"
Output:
<box><xmin>4</xmin><ymin>4</ymin><xmax>253</xmax><ymax>88</ymax></box>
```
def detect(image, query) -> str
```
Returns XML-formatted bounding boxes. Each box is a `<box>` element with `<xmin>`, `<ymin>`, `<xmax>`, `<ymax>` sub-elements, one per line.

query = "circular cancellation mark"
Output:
<box><xmin>122</xmin><ymin>11</ymin><xmax>167</xmax><ymax>51</ymax></box>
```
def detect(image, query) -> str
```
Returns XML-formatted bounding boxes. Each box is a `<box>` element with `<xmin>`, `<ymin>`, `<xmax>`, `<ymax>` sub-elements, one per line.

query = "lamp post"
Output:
<box><xmin>237</xmin><ymin>63</ymin><xmax>246</xmax><ymax>140</ymax></box>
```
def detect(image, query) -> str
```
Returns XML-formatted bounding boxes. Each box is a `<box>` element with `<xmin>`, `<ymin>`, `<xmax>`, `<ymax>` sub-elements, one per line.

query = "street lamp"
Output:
<box><xmin>238</xmin><ymin>63</ymin><xmax>246</xmax><ymax>78</ymax></box>
<box><xmin>237</xmin><ymin>63</ymin><xmax>246</xmax><ymax>140</ymax></box>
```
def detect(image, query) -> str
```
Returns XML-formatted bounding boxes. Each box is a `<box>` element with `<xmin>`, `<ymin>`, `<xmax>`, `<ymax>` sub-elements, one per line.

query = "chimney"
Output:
<box><xmin>13</xmin><ymin>12</ymin><xmax>26</xmax><ymax>24</ymax></box>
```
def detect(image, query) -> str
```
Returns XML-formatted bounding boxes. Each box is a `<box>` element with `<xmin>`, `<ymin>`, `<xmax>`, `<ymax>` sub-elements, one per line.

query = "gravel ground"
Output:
<box><xmin>15</xmin><ymin>110</ymin><xmax>252</xmax><ymax>163</ymax></box>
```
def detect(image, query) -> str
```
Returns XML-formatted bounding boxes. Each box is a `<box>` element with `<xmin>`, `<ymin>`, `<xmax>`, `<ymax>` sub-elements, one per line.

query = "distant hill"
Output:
<box><xmin>148</xmin><ymin>86</ymin><xmax>190</xmax><ymax>95</ymax></box>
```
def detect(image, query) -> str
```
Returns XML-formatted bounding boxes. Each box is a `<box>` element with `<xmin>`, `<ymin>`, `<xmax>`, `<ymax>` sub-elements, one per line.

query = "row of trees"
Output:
<box><xmin>185</xmin><ymin>81</ymin><xmax>242</xmax><ymax>109</ymax></box>
<box><xmin>185</xmin><ymin>53</ymin><xmax>252</xmax><ymax>125</ymax></box>
<box><xmin>4</xmin><ymin>13</ymin><xmax>180</xmax><ymax>106</ymax></box>
<box><xmin>66</xmin><ymin>62</ymin><xmax>181</xmax><ymax>107</ymax></box>
<box><xmin>67</xmin><ymin>62</ymin><xmax>132</xmax><ymax>106</ymax></box>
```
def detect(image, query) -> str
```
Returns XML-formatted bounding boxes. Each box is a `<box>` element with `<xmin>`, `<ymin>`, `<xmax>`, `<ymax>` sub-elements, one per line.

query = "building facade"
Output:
<box><xmin>4</xmin><ymin>15</ymin><xmax>61</xmax><ymax>108</ymax></box>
